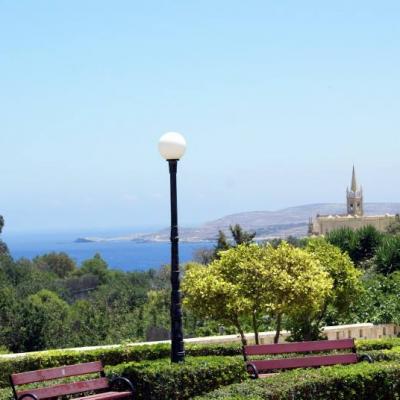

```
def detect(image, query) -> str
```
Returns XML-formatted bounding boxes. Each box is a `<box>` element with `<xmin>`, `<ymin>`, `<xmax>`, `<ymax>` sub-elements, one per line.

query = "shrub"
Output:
<box><xmin>356</xmin><ymin>337</ymin><xmax>400</xmax><ymax>351</ymax></box>
<box><xmin>0</xmin><ymin>356</ymin><xmax>246</xmax><ymax>400</ymax></box>
<box><xmin>107</xmin><ymin>356</ymin><xmax>247</xmax><ymax>400</ymax></box>
<box><xmin>195</xmin><ymin>361</ymin><xmax>400</xmax><ymax>399</ymax></box>
<box><xmin>0</xmin><ymin>343</ymin><xmax>242</xmax><ymax>388</ymax></box>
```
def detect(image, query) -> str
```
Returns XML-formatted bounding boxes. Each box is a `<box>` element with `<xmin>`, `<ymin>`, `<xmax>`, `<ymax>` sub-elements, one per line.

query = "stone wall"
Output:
<box><xmin>311</xmin><ymin>214</ymin><xmax>395</xmax><ymax>235</ymax></box>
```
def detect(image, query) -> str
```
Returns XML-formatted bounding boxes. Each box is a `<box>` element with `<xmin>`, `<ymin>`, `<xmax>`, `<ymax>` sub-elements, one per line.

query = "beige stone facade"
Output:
<box><xmin>309</xmin><ymin>214</ymin><xmax>395</xmax><ymax>236</ymax></box>
<box><xmin>309</xmin><ymin>166</ymin><xmax>396</xmax><ymax>235</ymax></box>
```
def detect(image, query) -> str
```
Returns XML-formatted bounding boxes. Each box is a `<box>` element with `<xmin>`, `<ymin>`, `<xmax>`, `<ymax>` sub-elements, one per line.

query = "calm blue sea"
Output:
<box><xmin>2</xmin><ymin>231</ymin><xmax>214</xmax><ymax>271</ymax></box>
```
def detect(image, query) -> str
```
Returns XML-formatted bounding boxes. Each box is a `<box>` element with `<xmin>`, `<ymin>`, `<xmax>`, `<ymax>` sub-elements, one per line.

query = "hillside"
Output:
<box><xmin>77</xmin><ymin>202</ymin><xmax>400</xmax><ymax>243</ymax></box>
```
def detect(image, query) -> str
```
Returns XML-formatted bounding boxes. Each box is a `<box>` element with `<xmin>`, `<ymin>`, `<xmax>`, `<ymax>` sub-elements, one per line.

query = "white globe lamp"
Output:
<box><xmin>158</xmin><ymin>132</ymin><xmax>186</xmax><ymax>160</ymax></box>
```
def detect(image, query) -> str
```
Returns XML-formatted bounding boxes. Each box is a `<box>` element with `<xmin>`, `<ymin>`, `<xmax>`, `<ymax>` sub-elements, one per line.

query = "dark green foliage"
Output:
<box><xmin>0</xmin><ymin>357</ymin><xmax>246</xmax><ymax>400</ymax></box>
<box><xmin>10</xmin><ymin>290</ymin><xmax>70</xmax><ymax>352</ymax></box>
<box><xmin>326</xmin><ymin>226</ymin><xmax>383</xmax><ymax>264</ymax></box>
<box><xmin>375</xmin><ymin>235</ymin><xmax>400</xmax><ymax>275</ymax></box>
<box><xmin>0</xmin><ymin>217</ymin><xmax>8</xmax><ymax>256</ymax></box>
<box><xmin>214</xmin><ymin>225</ymin><xmax>256</xmax><ymax>260</ymax></box>
<box><xmin>267</xmin><ymin>236</ymin><xmax>305</xmax><ymax>249</ymax></box>
<box><xmin>285</xmin><ymin>314</ymin><xmax>327</xmax><ymax>342</ymax></box>
<box><xmin>107</xmin><ymin>356</ymin><xmax>247</xmax><ymax>400</ymax></box>
<box><xmin>326</xmin><ymin>227</ymin><xmax>356</xmax><ymax>259</ymax></box>
<box><xmin>78</xmin><ymin>253</ymin><xmax>109</xmax><ymax>283</ymax></box>
<box><xmin>353</xmin><ymin>225</ymin><xmax>383</xmax><ymax>263</ymax></box>
<box><xmin>347</xmin><ymin>272</ymin><xmax>400</xmax><ymax>325</ymax></box>
<box><xmin>33</xmin><ymin>253</ymin><xmax>76</xmax><ymax>278</ymax></box>
<box><xmin>0</xmin><ymin>342</ymin><xmax>243</xmax><ymax>388</ymax></box>
<box><xmin>214</xmin><ymin>231</ymin><xmax>231</xmax><ymax>257</ymax></box>
<box><xmin>195</xmin><ymin>361</ymin><xmax>400</xmax><ymax>399</ymax></box>
<box><xmin>229</xmin><ymin>225</ymin><xmax>255</xmax><ymax>245</ymax></box>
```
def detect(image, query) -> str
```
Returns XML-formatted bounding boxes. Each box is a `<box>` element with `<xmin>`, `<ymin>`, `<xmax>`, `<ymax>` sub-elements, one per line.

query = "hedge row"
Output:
<box><xmin>195</xmin><ymin>361</ymin><xmax>400</xmax><ymax>399</ymax></box>
<box><xmin>0</xmin><ymin>356</ymin><xmax>247</xmax><ymax>400</ymax></box>
<box><xmin>108</xmin><ymin>356</ymin><xmax>247</xmax><ymax>400</ymax></box>
<box><xmin>0</xmin><ymin>338</ymin><xmax>398</xmax><ymax>390</ymax></box>
<box><xmin>356</xmin><ymin>337</ymin><xmax>400</xmax><ymax>351</ymax></box>
<box><xmin>0</xmin><ymin>343</ymin><xmax>241</xmax><ymax>388</ymax></box>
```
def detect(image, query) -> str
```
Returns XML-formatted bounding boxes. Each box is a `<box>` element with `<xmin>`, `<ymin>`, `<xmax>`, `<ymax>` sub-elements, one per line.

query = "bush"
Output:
<box><xmin>195</xmin><ymin>361</ymin><xmax>400</xmax><ymax>399</ymax></box>
<box><xmin>107</xmin><ymin>356</ymin><xmax>247</xmax><ymax>400</ymax></box>
<box><xmin>356</xmin><ymin>337</ymin><xmax>400</xmax><ymax>351</ymax></box>
<box><xmin>0</xmin><ymin>343</ymin><xmax>242</xmax><ymax>388</ymax></box>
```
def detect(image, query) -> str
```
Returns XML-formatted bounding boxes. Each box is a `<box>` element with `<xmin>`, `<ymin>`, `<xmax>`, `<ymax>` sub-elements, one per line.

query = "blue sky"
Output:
<box><xmin>1</xmin><ymin>1</ymin><xmax>399</xmax><ymax>232</ymax></box>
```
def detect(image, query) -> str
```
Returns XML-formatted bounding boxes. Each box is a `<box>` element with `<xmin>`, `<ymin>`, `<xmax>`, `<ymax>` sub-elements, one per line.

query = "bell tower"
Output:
<box><xmin>346</xmin><ymin>166</ymin><xmax>363</xmax><ymax>216</ymax></box>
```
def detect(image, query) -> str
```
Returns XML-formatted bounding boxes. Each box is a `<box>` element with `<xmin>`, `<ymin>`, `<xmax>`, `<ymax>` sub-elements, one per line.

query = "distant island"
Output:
<box><xmin>75</xmin><ymin>202</ymin><xmax>400</xmax><ymax>243</ymax></box>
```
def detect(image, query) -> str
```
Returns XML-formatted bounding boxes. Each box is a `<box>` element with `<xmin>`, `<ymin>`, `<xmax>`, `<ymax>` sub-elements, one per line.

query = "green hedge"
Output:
<box><xmin>0</xmin><ymin>338</ymin><xmax>398</xmax><ymax>392</ymax></box>
<box><xmin>195</xmin><ymin>361</ymin><xmax>400</xmax><ymax>399</ymax></box>
<box><xmin>0</xmin><ymin>343</ymin><xmax>241</xmax><ymax>388</ymax></box>
<box><xmin>356</xmin><ymin>337</ymin><xmax>400</xmax><ymax>351</ymax></box>
<box><xmin>0</xmin><ymin>356</ymin><xmax>247</xmax><ymax>400</ymax></box>
<box><xmin>107</xmin><ymin>356</ymin><xmax>247</xmax><ymax>400</ymax></box>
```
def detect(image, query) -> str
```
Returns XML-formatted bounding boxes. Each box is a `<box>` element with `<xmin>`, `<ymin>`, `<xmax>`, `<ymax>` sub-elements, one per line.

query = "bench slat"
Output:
<box><xmin>16</xmin><ymin>378</ymin><xmax>109</xmax><ymax>400</ymax></box>
<box><xmin>245</xmin><ymin>339</ymin><xmax>355</xmax><ymax>356</ymax></box>
<box><xmin>75</xmin><ymin>391</ymin><xmax>132</xmax><ymax>400</ymax></box>
<box><xmin>11</xmin><ymin>362</ymin><xmax>104</xmax><ymax>385</ymax></box>
<box><xmin>248</xmin><ymin>353</ymin><xmax>358</xmax><ymax>372</ymax></box>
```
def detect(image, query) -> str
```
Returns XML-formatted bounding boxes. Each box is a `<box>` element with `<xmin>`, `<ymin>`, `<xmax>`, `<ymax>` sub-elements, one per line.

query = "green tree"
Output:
<box><xmin>353</xmin><ymin>226</ymin><xmax>383</xmax><ymax>263</ymax></box>
<box><xmin>79</xmin><ymin>253</ymin><xmax>109</xmax><ymax>283</ymax></box>
<box><xmin>214</xmin><ymin>230</ymin><xmax>231</xmax><ymax>257</ymax></box>
<box><xmin>13</xmin><ymin>290</ymin><xmax>70</xmax><ymax>351</ymax></box>
<box><xmin>326</xmin><ymin>227</ymin><xmax>356</xmax><ymax>260</ymax></box>
<box><xmin>142</xmin><ymin>290</ymin><xmax>170</xmax><ymax>341</ymax></box>
<box><xmin>34</xmin><ymin>252</ymin><xmax>77</xmax><ymax>278</ymax></box>
<box><xmin>374</xmin><ymin>235</ymin><xmax>400</xmax><ymax>275</ymax></box>
<box><xmin>287</xmin><ymin>238</ymin><xmax>361</xmax><ymax>341</ymax></box>
<box><xmin>349</xmin><ymin>272</ymin><xmax>400</xmax><ymax>325</ymax></box>
<box><xmin>183</xmin><ymin>262</ymin><xmax>252</xmax><ymax>346</ymax></box>
<box><xmin>229</xmin><ymin>224</ymin><xmax>256</xmax><ymax>245</ymax></box>
<box><xmin>68</xmin><ymin>300</ymin><xmax>108</xmax><ymax>346</ymax></box>
<box><xmin>261</xmin><ymin>242</ymin><xmax>333</xmax><ymax>343</ymax></box>
<box><xmin>0</xmin><ymin>216</ymin><xmax>8</xmax><ymax>255</ymax></box>
<box><xmin>183</xmin><ymin>243</ymin><xmax>332</xmax><ymax>345</ymax></box>
<box><xmin>213</xmin><ymin>225</ymin><xmax>255</xmax><ymax>260</ymax></box>
<box><xmin>326</xmin><ymin>226</ymin><xmax>383</xmax><ymax>265</ymax></box>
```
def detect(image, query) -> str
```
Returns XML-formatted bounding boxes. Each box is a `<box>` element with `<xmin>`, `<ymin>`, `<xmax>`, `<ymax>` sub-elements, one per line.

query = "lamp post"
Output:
<box><xmin>158</xmin><ymin>132</ymin><xmax>186</xmax><ymax>363</ymax></box>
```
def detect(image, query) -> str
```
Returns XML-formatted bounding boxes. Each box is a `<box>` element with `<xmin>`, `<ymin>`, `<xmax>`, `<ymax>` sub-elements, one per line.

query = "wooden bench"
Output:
<box><xmin>244</xmin><ymin>338</ymin><xmax>372</xmax><ymax>378</ymax></box>
<box><xmin>10</xmin><ymin>361</ymin><xmax>135</xmax><ymax>400</ymax></box>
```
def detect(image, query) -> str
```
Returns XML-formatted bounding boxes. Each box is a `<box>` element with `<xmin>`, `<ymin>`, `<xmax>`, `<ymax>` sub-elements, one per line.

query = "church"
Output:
<box><xmin>308</xmin><ymin>167</ymin><xmax>396</xmax><ymax>236</ymax></box>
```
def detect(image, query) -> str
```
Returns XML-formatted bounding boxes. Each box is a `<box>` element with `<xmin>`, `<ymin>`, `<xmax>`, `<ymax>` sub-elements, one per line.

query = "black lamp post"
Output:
<box><xmin>159</xmin><ymin>132</ymin><xmax>186</xmax><ymax>363</ymax></box>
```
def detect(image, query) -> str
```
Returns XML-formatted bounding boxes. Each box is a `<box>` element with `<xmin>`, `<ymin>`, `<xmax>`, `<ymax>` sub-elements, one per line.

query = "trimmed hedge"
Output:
<box><xmin>0</xmin><ymin>343</ymin><xmax>241</xmax><ymax>388</ymax></box>
<box><xmin>0</xmin><ymin>338</ymin><xmax>398</xmax><ymax>391</ymax></box>
<box><xmin>0</xmin><ymin>356</ymin><xmax>247</xmax><ymax>400</ymax></box>
<box><xmin>107</xmin><ymin>356</ymin><xmax>247</xmax><ymax>400</ymax></box>
<box><xmin>356</xmin><ymin>337</ymin><xmax>400</xmax><ymax>351</ymax></box>
<box><xmin>195</xmin><ymin>361</ymin><xmax>400</xmax><ymax>399</ymax></box>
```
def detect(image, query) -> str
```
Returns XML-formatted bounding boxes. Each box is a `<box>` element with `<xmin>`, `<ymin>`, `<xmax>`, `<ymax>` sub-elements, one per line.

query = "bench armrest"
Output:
<box><xmin>246</xmin><ymin>363</ymin><xmax>259</xmax><ymax>379</ymax></box>
<box><xmin>109</xmin><ymin>376</ymin><xmax>135</xmax><ymax>397</ymax></box>
<box><xmin>358</xmin><ymin>354</ymin><xmax>373</xmax><ymax>363</ymax></box>
<box><xmin>17</xmin><ymin>394</ymin><xmax>39</xmax><ymax>400</ymax></box>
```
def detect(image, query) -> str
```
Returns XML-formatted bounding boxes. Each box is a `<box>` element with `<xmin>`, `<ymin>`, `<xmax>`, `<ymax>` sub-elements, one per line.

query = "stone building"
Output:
<box><xmin>309</xmin><ymin>167</ymin><xmax>396</xmax><ymax>236</ymax></box>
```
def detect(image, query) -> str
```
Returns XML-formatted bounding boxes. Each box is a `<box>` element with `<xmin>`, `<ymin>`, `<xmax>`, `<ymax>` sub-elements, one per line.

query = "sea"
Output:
<box><xmin>2</xmin><ymin>230</ymin><xmax>214</xmax><ymax>272</ymax></box>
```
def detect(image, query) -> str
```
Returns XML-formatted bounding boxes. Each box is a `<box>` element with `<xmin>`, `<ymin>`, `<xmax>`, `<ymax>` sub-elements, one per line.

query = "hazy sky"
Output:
<box><xmin>1</xmin><ymin>1</ymin><xmax>399</xmax><ymax>233</ymax></box>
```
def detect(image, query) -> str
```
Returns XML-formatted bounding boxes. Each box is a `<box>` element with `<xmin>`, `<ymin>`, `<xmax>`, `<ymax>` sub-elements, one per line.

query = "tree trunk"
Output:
<box><xmin>252</xmin><ymin>312</ymin><xmax>259</xmax><ymax>345</ymax></box>
<box><xmin>233</xmin><ymin>317</ymin><xmax>247</xmax><ymax>347</ymax></box>
<box><xmin>274</xmin><ymin>313</ymin><xmax>282</xmax><ymax>344</ymax></box>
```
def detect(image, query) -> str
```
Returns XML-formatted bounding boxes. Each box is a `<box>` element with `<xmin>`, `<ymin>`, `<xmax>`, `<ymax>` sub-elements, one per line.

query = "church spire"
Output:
<box><xmin>351</xmin><ymin>165</ymin><xmax>357</xmax><ymax>192</ymax></box>
<box><xmin>347</xmin><ymin>165</ymin><xmax>363</xmax><ymax>216</ymax></box>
